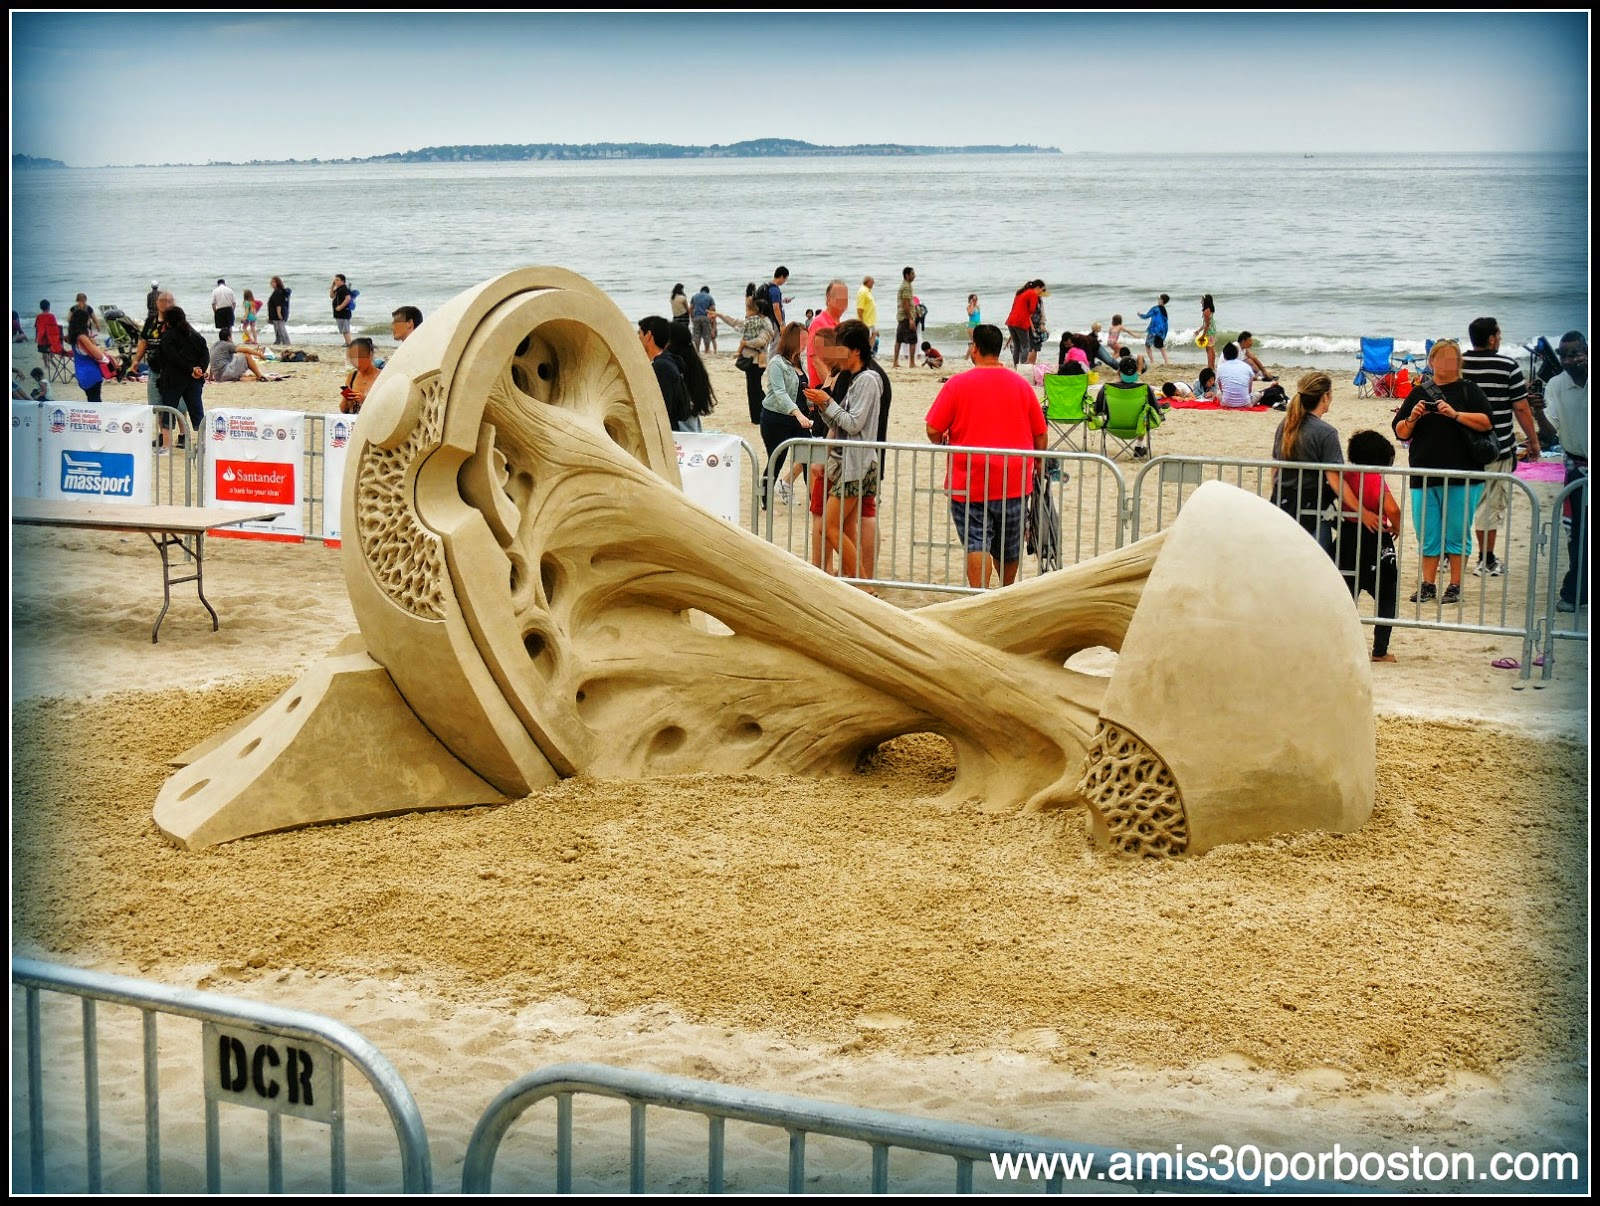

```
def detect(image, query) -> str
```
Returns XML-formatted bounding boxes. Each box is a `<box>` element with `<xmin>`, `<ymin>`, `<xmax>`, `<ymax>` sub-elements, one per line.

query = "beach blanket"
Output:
<box><xmin>1166</xmin><ymin>398</ymin><xmax>1268</xmax><ymax>412</ymax></box>
<box><xmin>1515</xmin><ymin>458</ymin><xmax>1567</xmax><ymax>484</ymax></box>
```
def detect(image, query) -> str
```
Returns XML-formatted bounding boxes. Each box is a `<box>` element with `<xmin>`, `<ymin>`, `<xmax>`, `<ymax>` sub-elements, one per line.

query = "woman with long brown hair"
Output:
<box><xmin>1270</xmin><ymin>371</ymin><xmax>1360</xmax><ymax>556</ymax></box>
<box><xmin>759</xmin><ymin>321</ymin><xmax>815</xmax><ymax>508</ymax></box>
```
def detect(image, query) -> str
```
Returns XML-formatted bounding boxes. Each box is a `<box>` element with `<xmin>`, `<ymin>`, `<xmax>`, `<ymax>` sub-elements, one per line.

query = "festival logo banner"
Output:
<box><xmin>38</xmin><ymin>402</ymin><xmax>154</xmax><ymax>505</ymax></box>
<box><xmin>320</xmin><ymin>415</ymin><xmax>356</xmax><ymax>545</ymax></box>
<box><xmin>204</xmin><ymin>408</ymin><xmax>306</xmax><ymax>540</ymax></box>
<box><xmin>12</xmin><ymin>402</ymin><xmax>42</xmax><ymax>500</ymax></box>
<box><xmin>674</xmin><ymin>431</ymin><xmax>745</xmax><ymax>527</ymax></box>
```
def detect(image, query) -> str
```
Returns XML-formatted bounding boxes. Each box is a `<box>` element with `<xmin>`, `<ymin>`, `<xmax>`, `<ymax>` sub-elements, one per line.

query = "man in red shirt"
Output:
<box><xmin>806</xmin><ymin>279</ymin><xmax>850</xmax><ymax>387</ymax></box>
<box><xmin>925</xmin><ymin>323</ymin><xmax>1048</xmax><ymax>588</ymax></box>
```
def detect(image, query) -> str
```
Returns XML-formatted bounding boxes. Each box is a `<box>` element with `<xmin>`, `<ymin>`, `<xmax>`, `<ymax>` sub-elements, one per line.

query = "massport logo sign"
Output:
<box><xmin>60</xmin><ymin>450</ymin><xmax>136</xmax><ymax>498</ymax></box>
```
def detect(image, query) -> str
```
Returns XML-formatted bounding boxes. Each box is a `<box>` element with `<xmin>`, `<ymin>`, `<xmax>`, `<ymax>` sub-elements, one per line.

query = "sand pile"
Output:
<box><xmin>12</xmin><ymin>680</ymin><xmax>1586</xmax><ymax>1086</ymax></box>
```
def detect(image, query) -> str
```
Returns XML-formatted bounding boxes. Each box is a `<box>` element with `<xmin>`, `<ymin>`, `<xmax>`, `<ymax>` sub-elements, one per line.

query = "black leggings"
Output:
<box><xmin>759</xmin><ymin>409</ymin><xmax>809</xmax><ymax>501</ymax></box>
<box><xmin>1338</xmin><ymin>522</ymin><xmax>1398</xmax><ymax>656</ymax></box>
<box><xmin>743</xmin><ymin>364</ymin><xmax>764</xmax><ymax>425</ymax></box>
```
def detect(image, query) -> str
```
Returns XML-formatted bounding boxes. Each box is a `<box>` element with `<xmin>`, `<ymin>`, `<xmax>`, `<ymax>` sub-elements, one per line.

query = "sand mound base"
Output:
<box><xmin>11</xmin><ymin>678</ymin><xmax>1586</xmax><ymax>1088</ymax></box>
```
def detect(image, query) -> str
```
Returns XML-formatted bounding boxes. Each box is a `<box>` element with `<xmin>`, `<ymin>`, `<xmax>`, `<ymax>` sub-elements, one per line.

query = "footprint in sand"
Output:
<box><xmin>1011</xmin><ymin>1027</ymin><xmax>1061</xmax><ymax>1052</ymax></box>
<box><xmin>855</xmin><ymin>1011</ymin><xmax>913</xmax><ymax>1031</ymax></box>
<box><xmin>1445</xmin><ymin>1070</ymin><xmax>1503</xmax><ymax>1092</ymax></box>
<box><xmin>1292</xmin><ymin>1066</ymin><xmax>1349</xmax><ymax>1091</ymax></box>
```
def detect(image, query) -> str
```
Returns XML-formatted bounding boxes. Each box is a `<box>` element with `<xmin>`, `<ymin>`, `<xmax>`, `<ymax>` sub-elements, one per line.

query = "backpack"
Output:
<box><xmin>914</xmin><ymin>302</ymin><xmax>927</xmax><ymax>325</ymax></box>
<box><xmin>1259</xmin><ymin>382</ymin><xmax>1289</xmax><ymax>409</ymax></box>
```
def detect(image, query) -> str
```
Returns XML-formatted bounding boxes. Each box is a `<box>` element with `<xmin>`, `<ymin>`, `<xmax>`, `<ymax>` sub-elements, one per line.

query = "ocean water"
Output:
<box><xmin>9</xmin><ymin>152</ymin><xmax>1587</xmax><ymax>369</ymax></box>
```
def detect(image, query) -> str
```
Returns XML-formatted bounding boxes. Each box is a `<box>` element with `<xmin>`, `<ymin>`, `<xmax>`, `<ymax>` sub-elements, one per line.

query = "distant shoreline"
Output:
<box><xmin>16</xmin><ymin>139</ymin><xmax>1061</xmax><ymax>171</ymax></box>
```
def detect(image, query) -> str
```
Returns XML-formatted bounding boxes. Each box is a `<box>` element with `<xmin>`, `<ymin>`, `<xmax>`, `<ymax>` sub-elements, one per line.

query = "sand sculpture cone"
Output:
<box><xmin>154</xmin><ymin>267</ymin><xmax>1374</xmax><ymax>855</ymax></box>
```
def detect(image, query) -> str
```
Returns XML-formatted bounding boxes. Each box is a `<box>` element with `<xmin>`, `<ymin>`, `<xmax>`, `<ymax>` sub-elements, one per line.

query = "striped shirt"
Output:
<box><xmin>1460</xmin><ymin>349</ymin><xmax>1527</xmax><ymax>457</ymax></box>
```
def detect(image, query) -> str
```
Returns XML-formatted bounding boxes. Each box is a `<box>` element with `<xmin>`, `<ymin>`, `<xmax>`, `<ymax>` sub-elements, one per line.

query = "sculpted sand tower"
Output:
<box><xmin>154</xmin><ymin>267</ymin><xmax>1374</xmax><ymax>855</ymax></box>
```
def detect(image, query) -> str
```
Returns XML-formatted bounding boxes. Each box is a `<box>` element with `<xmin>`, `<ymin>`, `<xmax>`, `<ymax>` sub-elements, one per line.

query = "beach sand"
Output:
<box><xmin>11</xmin><ymin>344</ymin><xmax>1590</xmax><ymax>1192</ymax></box>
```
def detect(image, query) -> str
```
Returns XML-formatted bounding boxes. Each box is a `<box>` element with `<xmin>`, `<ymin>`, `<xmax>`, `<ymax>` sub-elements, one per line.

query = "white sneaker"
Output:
<box><xmin>1472</xmin><ymin>558</ymin><xmax>1489</xmax><ymax>577</ymax></box>
<box><xmin>775</xmin><ymin>480</ymin><xmax>792</xmax><ymax>505</ymax></box>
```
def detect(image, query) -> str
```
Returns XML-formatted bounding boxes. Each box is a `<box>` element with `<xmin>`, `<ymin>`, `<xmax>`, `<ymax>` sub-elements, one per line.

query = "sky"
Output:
<box><xmin>10</xmin><ymin>11</ymin><xmax>1591</xmax><ymax>165</ymax></box>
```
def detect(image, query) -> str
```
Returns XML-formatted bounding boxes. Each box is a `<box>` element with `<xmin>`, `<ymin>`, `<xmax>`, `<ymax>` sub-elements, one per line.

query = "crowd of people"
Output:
<box><xmin>1268</xmin><ymin>321</ymin><xmax>1589</xmax><ymax>656</ymax></box>
<box><xmin>24</xmin><ymin>276</ymin><xmax>428</xmax><ymax>431</ymax></box>
<box><xmin>640</xmin><ymin>270</ymin><xmax>1585</xmax><ymax>623</ymax></box>
<box><xmin>25</xmin><ymin>269</ymin><xmax>1587</xmax><ymax>620</ymax></box>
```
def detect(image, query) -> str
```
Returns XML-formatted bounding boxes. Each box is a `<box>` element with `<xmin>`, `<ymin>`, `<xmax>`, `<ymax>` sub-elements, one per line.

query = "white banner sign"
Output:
<box><xmin>674</xmin><ymin>431</ymin><xmax>744</xmax><ymax>526</ymax></box>
<box><xmin>12</xmin><ymin>402</ymin><xmax>42</xmax><ymax>500</ymax></box>
<box><xmin>320</xmin><ymin>414</ymin><xmax>357</xmax><ymax>544</ymax></box>
<box><xmin>38</xmin><ymin>402</ymin><xmax>155</xmax><ymax>505</ymax></box>
<box><xmin>204</xmin><ymin>408</ymin><xmax>306</xmax><ymax>539</ymax></box>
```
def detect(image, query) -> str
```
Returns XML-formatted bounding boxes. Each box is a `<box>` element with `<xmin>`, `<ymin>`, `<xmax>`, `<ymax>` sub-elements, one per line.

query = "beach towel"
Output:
<box><xmin>1167</xmin><ymin>398</ymin><xmax>1268</xmax><ymax>412</ymax></box>
<box><xmin>1514</xmin><ymin>459</ymin><xmax>1567</xmax><ymax>484</ymax></box>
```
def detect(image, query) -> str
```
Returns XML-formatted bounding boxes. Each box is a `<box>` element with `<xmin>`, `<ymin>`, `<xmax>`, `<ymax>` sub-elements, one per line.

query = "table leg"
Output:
<box><xmin>146</xmin><ymin>530</ymin><xmax>219</xmax><ymax>642</ymax></box>
<box><xmin>148</xmin><ymin>531</ymin><xmax>173</xmax><ymax>644</ymax></box>
<box><xmin>193</xmin><ymin>532</ymin><xmax>219</xmax><ymax>632</ymax></box>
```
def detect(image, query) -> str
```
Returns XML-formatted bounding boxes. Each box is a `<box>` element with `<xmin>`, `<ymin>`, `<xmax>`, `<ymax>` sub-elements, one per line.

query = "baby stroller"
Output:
<box><xmin>99</xmin><ymin>305</ymin><xmax>142</xmax><ymax>381</ymax></box>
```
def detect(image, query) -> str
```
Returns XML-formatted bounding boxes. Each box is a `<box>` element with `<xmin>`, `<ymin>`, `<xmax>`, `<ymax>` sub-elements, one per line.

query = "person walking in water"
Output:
<box><xmin>1138</xmin><ymin>293</ymin><xmax>1170</xmax><ymax>367</ymax></box>
<box><xmin>267</xmin><ymin>276</ymin><xmax>291</xmax><ymax>345</ymax></box>
<box><xmin>1199</xmin><ymin>294</ymin><xmax>1218</xmax><ymax>373</ymax></box>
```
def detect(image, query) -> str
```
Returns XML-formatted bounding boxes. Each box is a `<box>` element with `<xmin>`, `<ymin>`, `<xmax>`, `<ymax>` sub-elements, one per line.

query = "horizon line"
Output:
<box><xmin>15</xmin><ymin>148</ymin><xmax>1582</xmax><ymax>171</ymax></box>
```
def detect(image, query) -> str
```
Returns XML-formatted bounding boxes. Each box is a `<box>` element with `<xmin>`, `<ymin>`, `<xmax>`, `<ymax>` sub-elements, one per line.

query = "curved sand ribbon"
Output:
<box><xmin>154</xmin><ymin>268</ymin><xmax>1374</xmax><ymax>856</ymax></box>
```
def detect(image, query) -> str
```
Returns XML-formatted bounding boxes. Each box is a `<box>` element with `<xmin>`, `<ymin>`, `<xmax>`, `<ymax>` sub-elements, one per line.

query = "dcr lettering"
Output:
<box><xmin>217</xmin><ymin>1035</ymin><xmax>316</xmax><ymax>1106</ymax></box>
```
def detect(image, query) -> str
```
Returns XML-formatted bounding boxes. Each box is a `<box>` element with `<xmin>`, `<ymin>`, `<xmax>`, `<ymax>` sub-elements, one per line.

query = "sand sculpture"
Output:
<box><xmin>154</xmin><ymin>267</ymin><xmax>1375</xmax><ymax>856</ymax></box>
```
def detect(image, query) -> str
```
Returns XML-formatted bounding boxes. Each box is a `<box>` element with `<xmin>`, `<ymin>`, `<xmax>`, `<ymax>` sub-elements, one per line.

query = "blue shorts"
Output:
<box><xmin>1411</xmin><ymin>480</ymin><xmax>1485</xmax><ymax>557</ymax></box>
<box><xmin>951</xmin><ymin>497</ymin><xmax>1024</xmax><ymax>564</ymax></box>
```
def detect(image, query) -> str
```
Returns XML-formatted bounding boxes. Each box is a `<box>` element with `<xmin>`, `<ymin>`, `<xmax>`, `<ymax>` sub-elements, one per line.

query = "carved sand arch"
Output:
<box><xmin>154</xmin><ymin>268</ymin><xmax>1375</xmax><ymax>856</ymax></box>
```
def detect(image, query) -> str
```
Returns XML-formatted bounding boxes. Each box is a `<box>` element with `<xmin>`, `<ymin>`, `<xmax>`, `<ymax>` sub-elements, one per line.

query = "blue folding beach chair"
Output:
<box><xmin>1353</xmin><ymin>338</ymin><xmax>1397</xmax><ymax>398</ymax></box>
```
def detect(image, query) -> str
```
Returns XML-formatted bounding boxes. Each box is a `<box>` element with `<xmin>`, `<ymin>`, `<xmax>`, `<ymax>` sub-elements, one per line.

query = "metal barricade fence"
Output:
<box><xmin>150</xmin><ymin>405</ymin><xmax>199</xmax><ymax>509</ymax></box>
<box><xmin>12</xmin><ymin>957</ymin><xmax>431</xmax><ymax>1194</ymax></box>
<box><xmin>761</xmin><ymin>438</ymin><xmax>1128</xmax><ymax>595</ymax></box>
<box><xmin>722</xmin><ymin>430</ymin><xmax>762</xmax><ymax>534</ymax></box>
<box><xmin>460</xmin><ymin>1062</ymin><xmax>1342</xmax><ymax>1194</ymax></box>
<box><xmin>1539</xmin><ymin>474</ymin><xmax>1589</xmax><ymax>681</ymax></box>
<box><xmin>1128</xmin><ymin>456</ymin><xmax>1548</xmax><ymax>681</ymax></box>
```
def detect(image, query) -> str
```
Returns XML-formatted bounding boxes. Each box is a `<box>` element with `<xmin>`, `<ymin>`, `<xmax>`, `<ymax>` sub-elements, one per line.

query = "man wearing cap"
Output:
<box><xmin>146</xmin><ymin>282</ymin><xmax>160</xmax><ymax>320</ymax></box>
<box><xmin>210</xmin><ymin>278</ymin><xmax>236</xmax><ymax>338</ymax></box>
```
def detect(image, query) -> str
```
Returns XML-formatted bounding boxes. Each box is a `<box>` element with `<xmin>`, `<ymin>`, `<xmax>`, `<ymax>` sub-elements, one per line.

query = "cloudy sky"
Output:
<box><xmin>11</xmin><ymin>11</ymin><xmax>1590</xmax><ymax>165</ymax></box>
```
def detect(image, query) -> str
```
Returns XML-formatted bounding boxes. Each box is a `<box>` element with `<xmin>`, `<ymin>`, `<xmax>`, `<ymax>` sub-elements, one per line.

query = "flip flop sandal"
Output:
<box><xmin>1492</xmin><ymin>658</ymin><xmax>1520</xmax><ymax>670</ymax></box>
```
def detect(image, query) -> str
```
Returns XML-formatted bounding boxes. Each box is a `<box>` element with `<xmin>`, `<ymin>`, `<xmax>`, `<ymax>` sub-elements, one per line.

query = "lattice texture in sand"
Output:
<box><xmin>1079</xmin><ymin>721</ymin><xmax>1189</xmax><ymax>858</ymax></box>
<box><xmin>355</xmin><ymin>377</ymin><xmax>447</xmax><ymax>619</ymax></box>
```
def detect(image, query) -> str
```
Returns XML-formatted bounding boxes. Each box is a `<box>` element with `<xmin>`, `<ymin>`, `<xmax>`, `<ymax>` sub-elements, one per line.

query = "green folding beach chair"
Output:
<box><xmin>1091</xmin><ymin>382</ymin><xmax>1163</xmax><ymax>460</ymax></box>
<box><xmin>1042</xmin><ymin>372</ymin><xmax>1091</xmax><ymax>453</ymax></box>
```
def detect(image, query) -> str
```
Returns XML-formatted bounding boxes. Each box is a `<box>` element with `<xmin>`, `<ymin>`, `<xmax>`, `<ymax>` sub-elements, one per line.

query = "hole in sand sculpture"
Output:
<box><xmin>1065</xmin><ymin>647</ymin><xmax>1119</xmax><ymax>677</ymax></box>
<box><xmin>178</xmin><ymin>778</ymin><xmax>211</xmax><ymax>801</ymax></box>
<box><xmin>650</xmin><ymin>726</ymin><xmax>687</xmax><ymax>759</ymax></box>
<box><xmin>239</xmin><ymin>738</ymin><xmax>261</xmax><ymax>759</ymax></box>
<box><xmin>540</xmin><ymin>556</ymin><xmax>561</xmax><ymax>607</ymax></box>
<box><xmin>285</xmin><ymin>696</ymin><xmax>303</xmax><ymax>714</ymax></box>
